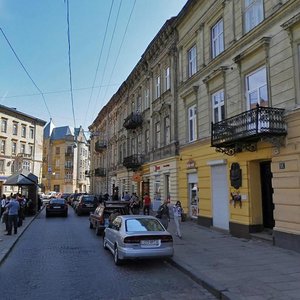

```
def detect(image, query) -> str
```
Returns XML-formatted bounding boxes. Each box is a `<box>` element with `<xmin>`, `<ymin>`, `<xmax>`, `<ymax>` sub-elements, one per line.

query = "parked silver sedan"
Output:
<box><xmin>103</xmin><ymin>215</ymin><xmax>174</xmax><ymax>265</ymax></box>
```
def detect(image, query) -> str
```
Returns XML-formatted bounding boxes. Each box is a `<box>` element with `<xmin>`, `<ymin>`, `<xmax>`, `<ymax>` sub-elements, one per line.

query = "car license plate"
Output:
<box><xmin>86</xmin><ymin>204</ymin><xmax>93</xmax><ymax>207</ymax></box>
<box><xmin>140</xmin><ymin>240</ymin><xmax>160</xmax><ymax>247</ymax></box>
<box><xmin>53</xmin><ymin>206</ymin><xmax>61</xmax><ymax>209</ymax></box>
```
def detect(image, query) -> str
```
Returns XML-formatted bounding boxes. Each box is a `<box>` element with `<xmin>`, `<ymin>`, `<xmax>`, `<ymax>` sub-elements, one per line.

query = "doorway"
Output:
<box><xmin>211</xmin><ymin>164</ymin><xmax>229</xmax><ymax>230</ymax></box>
<box><xmin>260</xmin><ymin>161</ymin><xmax>274</xmax><ymax>229</ymax></box>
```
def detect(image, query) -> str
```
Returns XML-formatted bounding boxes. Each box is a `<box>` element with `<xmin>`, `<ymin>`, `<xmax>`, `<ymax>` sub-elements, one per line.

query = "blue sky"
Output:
<box><xmin>0</xmin><ymin>0</ymin><xmax>187</xmax><ymax>132</ymax></box>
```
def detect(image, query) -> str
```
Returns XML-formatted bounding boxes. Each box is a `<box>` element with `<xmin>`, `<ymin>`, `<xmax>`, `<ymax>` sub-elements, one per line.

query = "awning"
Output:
<box><xmin>4</xmin><ymin>170</ymin><xmax>38</xmax><ymax>186</ymax></box>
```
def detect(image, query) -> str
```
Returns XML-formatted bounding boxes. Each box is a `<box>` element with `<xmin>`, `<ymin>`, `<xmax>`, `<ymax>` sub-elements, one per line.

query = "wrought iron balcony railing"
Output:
<box><xmin>211</xmin><ymin>105</ymin><xmax>287</xmax><ymax>155</ymax></box>
<box><xmin>95</xmin><ymin>140</ymin><xmax>107</xmax><ymax>153</ymax></box>
<box><xmin>94</xmin><ymin>167</ymin><xmax>106</xmax><ymax>177</ymax></box>
<box><xmin>123</xmin><ymin>154</ymin><xmax>144</xmax><ymax>170</ymax></box>
<box><xmin>123</xmin><ymin>112</ymin><xmax>143</xmax><ymax>130</ymax></box>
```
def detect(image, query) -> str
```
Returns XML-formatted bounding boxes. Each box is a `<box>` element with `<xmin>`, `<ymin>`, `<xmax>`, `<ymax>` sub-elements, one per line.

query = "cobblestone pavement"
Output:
<box><xmin>1</xmin><ymin>208</ymin><xmax>300</xmax><ymax>299</ymax></box>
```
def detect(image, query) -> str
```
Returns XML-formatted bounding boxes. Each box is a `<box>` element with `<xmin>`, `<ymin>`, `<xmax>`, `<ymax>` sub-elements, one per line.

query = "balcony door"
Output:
<box><xmin>246</xmin><ymin>67</ymin><xmax>269</xmax><ymax>131</ymax></box>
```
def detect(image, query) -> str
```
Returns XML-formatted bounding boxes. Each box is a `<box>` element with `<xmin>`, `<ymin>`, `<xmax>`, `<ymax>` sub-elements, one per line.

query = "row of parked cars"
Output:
<box><xmin>43</xmin><ymin>191</ymin><xmax>174</xmax><ymax>265</ymax></box>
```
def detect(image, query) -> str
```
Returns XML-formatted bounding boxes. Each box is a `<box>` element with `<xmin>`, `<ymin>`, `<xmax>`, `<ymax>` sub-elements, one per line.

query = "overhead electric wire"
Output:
<box><xmin>0</xmin><ymin>27</ymin><xmax>52</xmax><ymax>119</ymax></box>
<box><xmin>83</xmin><ymin>0</ymin><xmax>115</xmax><ymax>129</ymax></box>
<box><xmin>103</xmin><ymin>0</ymin><xmax>136</xmax><ymax>101</ymax></box>
<box><xmin>92</xmin><ymin>0</ymin><xmax>123</xmax><ymax>119</ymax></box>
<box><xmin>64</xmin><ymin>0</ymin><xmax>76</xmax><ymax>128</ymax></box>
<box><xmin>3</xmin><ymin>83</ymin><xmax>119</xmax><ymax>99</ymax></box>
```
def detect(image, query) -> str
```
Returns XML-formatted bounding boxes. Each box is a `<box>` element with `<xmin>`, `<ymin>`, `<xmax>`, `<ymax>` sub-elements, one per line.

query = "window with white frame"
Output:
<box><xmin>144</xmin><ymin>87</ymin><xmax>150</xmax><ymax>110</ymax></box>
<box><xmin>137</xmin><ymin>95</ymin><xmax>142</xmax><ymax>112</ymax></box>
<box><xmin>137</xmin><ymin>133</ymin><xmax>142</xmax><ymax>153</ymax></box>
<box><xmin>156</xmin><ymin>76</ymin><xmax>161</xmax><ymax>98</ymax></box>
<box><xmin>188</xmin><ymin>105</ymin><xmax>197</xmax><ymax>142</ymax></box>
<box><xmin>12</xmin><ymin>142</ymin><xmax>17</xmax><ymax>155</ymax></box>
<box><xmin>29</xmin><ymin>145</ymin><xmax>33</xmax><ymax>156</ymax></box>
<box><xmin>0</xmin><ymin>159</ymin><xmax>4</xmax><ymax>172</ymax></box>
<box><xmin>145</xmin><ymin>129</ymin><xmax>150</xmax><ymax>153</ymax></box>
<box><xmin>13</xmin><ymin>123</ymin><xmax>18</xmax><ymax>135</ymax></box>
<box><xmin>211</xmin><ymin>19</ymin><xmax>224</xmax><ymax>59</ymax></box>
<box><xmin>131</xmin><ymin>99</ymin><xmax>135</xmax><ymax>113</ymax></box>
<box><xmin>164</xmin><ymin>116</ymin><xmax>170</xmax><ymax>146</ymax></box>
<box><xmin>20</xmin><ymin>143</ymin><xmax>25</xmax><ymax>154</ymax></box>
<box><xmin>212</xmin><ymin>90</ymin><xmax>225</xmax><ymax>123</ymax></box>
<box><xmin>55</xmin><ymin>159</ymin><xmax>60</xmax><ymax>167</ymax></box>
<box><xmin>29</xmin><ymin>128</ymin><xmax>34</xmax><ymax>139</ymax></box>
<box><xmin>119</xmin><ymin>144</ymin><xmax>122</xmax><ymax>164</ymax></box>
<box><xmin>21</xmin><ymin>125</ymin><xmax>26</xmax><ymax>138</ymax></box>
<box><xmin>122</xmin><ymin>142</ymin><xmax>126</xmax><ymax>160</ymax></box>
<box><xmin>244</xmin><ymin>0</ymin><xmax>264</xmax><ymax>33</ymax></box>
<box><xmin>246</xmin><ymin>67</ymin><xmax>268</xmax><ymax>109</ymax></box>
<box><xmin>1</xmin><ymin>119</ymin><xmax>7</xmax><ymax>133</ymax></box>
<box><xmin>0</xmin><ymin>140</ymin><xmax>5</xmax><ymax>154</ymax></box>
<box><xmin>66</xmin><ymin>160</ymin><xmax>72</xmax><ymax>168</ymax></box>
<box><xmin>188</xmin><ymin>45</ymin><xmax>197</xmax><ymax>77</ymax></box>
<box><xmin>23</xmin><ymin>160</ymin><xmax>30</xmax><ymax>171</ymax></box>
<box><xmin>155</xmin><ymin>122</ymin><xmax>160</xmax><ymax>149</ymax></box>
<box><xmin>66</xmin><ymin>171</ymin><xmax>72</xmax><ymax>180</ymax></box>
<box><xmin>165</xmin><ymin>67</ymin><xmax>170</xmax><ymax>91</ymax></box>
<box><xmin>131</xmin><ymin>138</ymin><xmax>136</xmax><ymax>155</ymax></box>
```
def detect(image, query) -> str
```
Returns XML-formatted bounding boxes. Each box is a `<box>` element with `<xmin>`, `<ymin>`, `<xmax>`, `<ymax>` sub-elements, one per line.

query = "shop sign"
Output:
<box><xmin>132</xmin><ymin>172</ymin><xmax>142</xmax><ymax>182</ymax></box>
<box><xmin>186</xmin><ymin>159</ymin><xmax>196</xmax><ymax>169</ymax></box>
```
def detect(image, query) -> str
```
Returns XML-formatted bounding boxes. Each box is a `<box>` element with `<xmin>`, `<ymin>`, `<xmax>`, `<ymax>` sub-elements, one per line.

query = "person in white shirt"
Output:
<box><xmin>1</xmin><ymin>194</ymin><xmax>7</xmax><ymax>216</ymax></box>
<box><xmin>172</xmin><ymin>201</ymin><xmax>183</xmax><ymax>239</ymax></box>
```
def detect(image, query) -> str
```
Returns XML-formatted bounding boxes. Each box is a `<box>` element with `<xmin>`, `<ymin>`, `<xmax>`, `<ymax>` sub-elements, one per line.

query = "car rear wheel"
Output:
<box><xmin>114</xmin><ymin>245</ymin><xmax>122</xmax><ymax>265</ymax></box>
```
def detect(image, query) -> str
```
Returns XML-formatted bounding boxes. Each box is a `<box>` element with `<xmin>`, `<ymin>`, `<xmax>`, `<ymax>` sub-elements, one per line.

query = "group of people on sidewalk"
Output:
<box><xmin>0</xmin><ymin>193</ymin><xmax>35</xmax><ymax>236</ymax></box>
<box><xmin>133</xmin><ymin>192</ymin><xmax>184</xmax><ymax>239</ymax></box>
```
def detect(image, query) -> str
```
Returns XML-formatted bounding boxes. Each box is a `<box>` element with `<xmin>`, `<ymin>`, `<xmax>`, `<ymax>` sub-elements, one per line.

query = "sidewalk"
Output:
<box><xmin>167</xmin><ymin>219</ymin><xmax>300</xmax><ymax>300</ymax></box>
<box><xmin>1</xmin><ymin>211</ymin><xmax>300</xmax><ymax>299</ymax></box>
<box><xmin>0</xmin><ymin>213</ymin><xmax>36</xmax><ymax>265</ymax></box>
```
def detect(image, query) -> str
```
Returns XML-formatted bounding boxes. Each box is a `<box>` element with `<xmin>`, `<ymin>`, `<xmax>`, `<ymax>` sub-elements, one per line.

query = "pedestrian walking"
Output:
<box><xmin>143</xmin><ymin>193</ymin><xmax>151</xmax><ymax>215</ymax></box>
<box><xmin>173</xmin><ymin>201</ymin><xmax>183</xmax><ymax>238</ymax></box>
<box><xmin>1</xmin><ymin>194</ymin><xmax>7</xmax><ymax>216</ymax></box>
<box><xmin>122</xmin><ymin>192</ymin><xmax>131</xmax><ymax>201</ymax></box>
<box><xmin>5</xmin><ymin>195</ymin><xmax>20</xmax><ymax>235</ymax></box>
<box><xmin>130</xmin><ymin>193</ymin><xmax>140</xmax><ymax>214</ymax></box>
<box><xmin>156</xmin><ymin>199</ymin><xmax>170</xmax><ymax>229</ymax></box>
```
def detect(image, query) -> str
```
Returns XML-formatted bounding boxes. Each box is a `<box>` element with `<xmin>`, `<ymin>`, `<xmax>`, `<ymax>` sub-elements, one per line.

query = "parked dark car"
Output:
<box><xmin>89</xmin><ymin>201</ymin><xmax>130</xmax><ymax>236</ymax></box>
<box><xmin>46</xmin><ymin>198</ymin><xmax>68</xmax><ymax>217</ymax></box>
<box><xmin>103</xmin><ymin>215</ymin><xmax>174</xmax><ymax>265</ymax></box>
<box><xmin>70</xmin><ymin>193</ymin><xmax>84</xmax><ymax>208</ymax></box>
<box><xmin>61</xmin><ymin>193</ymin><xmax>71</xmax><ymax>200</ymax></box>
<box><xmin>76</xmin><ymin>194</ymin><xmax>98</xmax><ymax>216</ymax></box>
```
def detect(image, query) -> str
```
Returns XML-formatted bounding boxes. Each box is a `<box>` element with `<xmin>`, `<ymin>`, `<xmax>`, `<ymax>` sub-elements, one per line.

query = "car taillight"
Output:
<box><xmin>124</xmin><ymin>236</ymin><xmax>141</xmax><ymax>243</ymax></box>
<box><xmin>160</xmin><ymin>235</ymin><xmax>173</xmax><ymax>243</ymax></box>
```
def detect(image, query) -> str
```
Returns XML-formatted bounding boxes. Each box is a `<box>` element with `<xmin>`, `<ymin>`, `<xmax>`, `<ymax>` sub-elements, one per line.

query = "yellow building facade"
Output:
<box><xmin>176</xmin><ymin>0</ymin><xmax>300</xmax><ymax>252</ymax></box>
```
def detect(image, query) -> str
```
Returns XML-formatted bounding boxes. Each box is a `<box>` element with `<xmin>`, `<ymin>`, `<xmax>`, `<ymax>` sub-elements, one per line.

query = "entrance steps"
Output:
<box><xmin>251</xmin><ymin>230</ymin><xmax>274</xmax><ymax>245</ymax></box>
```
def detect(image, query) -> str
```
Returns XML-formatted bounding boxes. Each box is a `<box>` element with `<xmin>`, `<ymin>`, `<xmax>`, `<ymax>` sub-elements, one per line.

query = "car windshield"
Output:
<box><xmin>83</xmin><ymin>196</ymin><xmax>95</xmax><ymax>203</ymax></box>
<box><xmin>50</xmin><ymin>199</ymin><xmax>65</xmax><ymax>204</ymax></box>
<box><xmin>125</xmin><ymin>218</ymin><xmax>165</xmax><ymax>232</ymax></box>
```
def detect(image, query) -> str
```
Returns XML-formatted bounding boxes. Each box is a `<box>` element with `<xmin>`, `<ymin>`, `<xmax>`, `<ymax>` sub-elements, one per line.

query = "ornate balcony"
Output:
<box><xmin>95</xmin><ymin>140</ymin><xmax>107</xmax><ymax>153</ymax></box>
<box><xmin>94</xmin><ymin>167</ymin><xmax>106</xmax><ymax>177</ymax></box>
<box><xmin>123</xmin><ymin>112</ymin><xmax>143</xmax><ymax>130</ymax></box>
<box><xmin>211</xmin><ymin>105</ymin><xmax>287</xmax><ymax>155</ymax></box>
<box><xmin>123</xmin><ymin>154</ymin><xmax>144</xmax><ymax>170</ymax></box>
